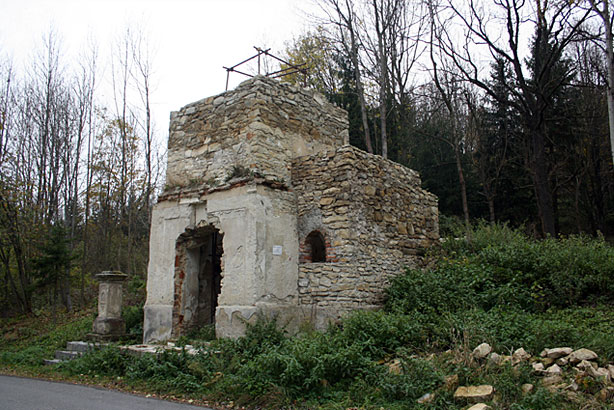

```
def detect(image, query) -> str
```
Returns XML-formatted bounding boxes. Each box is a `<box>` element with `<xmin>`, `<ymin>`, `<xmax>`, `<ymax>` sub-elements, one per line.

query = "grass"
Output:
<box><xmin>0</xmin><ymin>308</ymin><xmax>94</xmax><ymax>369</ymax></box>
<box><xmin>1</xmin><ymin>222</ymin><xmax>614</xmax><ymax>409</ymax></box>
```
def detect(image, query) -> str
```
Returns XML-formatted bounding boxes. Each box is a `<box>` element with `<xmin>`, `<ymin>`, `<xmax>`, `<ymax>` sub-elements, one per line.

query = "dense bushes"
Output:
<box><xmin>58</xmin><ymin>317</ymin><xmax>449</xmax><ymax>408</ymax></box>
<box><xmin>385</xmin><ymin>223</ymin><xmax>614</xmax><ymax>358</ymax></box>
<box><xmin>15</xmin><ymin>224</ymin><xmax>614</xmax><ymax>409</ymax></box>
<box><xmin>434</xmin><ymin>223</ymin><xmax>614</xmax><ymax>309</ymax></box>
<box><xmin>389</xmin><ymin>224</ymin><xmax>614</xmax><ymax>315</ymax></box>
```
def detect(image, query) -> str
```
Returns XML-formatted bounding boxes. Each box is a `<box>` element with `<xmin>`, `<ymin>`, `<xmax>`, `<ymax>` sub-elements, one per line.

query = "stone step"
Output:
<box><xmin>44</xmin><ymin>340</ymin><xmax>105</xmax><ymax>365</ymax></box>
<box><xmin>43</xmin><ymin>359</ymin><xmax>63</xmax><ymax>366</ymax></box>
<box><xmin>66</xmin><ymin>341</ymin><xmax>99</xmax><ymax>352</ymax></box>
<box><xmin>55</xmin><ymin>350</ymin><xmax>83</xmax><ymax>360</ymax></box>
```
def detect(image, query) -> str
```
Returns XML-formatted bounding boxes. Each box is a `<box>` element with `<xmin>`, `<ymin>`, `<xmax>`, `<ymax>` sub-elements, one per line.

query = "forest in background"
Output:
<box><xmin>0</xmin><ymin>27</ymin><xmax>161</xmax><ymax>317</ymax></box>
<box><xmin>1</xmin><ymin>0</ymin><xmax>614</xmax><ymax>318</ymax></box>
<box><xmin>281</xmin><ymin>0</ymin><xmax>614</xmax><ymax>237</ymax></box>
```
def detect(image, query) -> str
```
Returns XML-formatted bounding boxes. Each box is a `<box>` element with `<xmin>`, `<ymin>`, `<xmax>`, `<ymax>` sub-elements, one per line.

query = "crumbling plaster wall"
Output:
<box><xmin>144</xmin><ymin>184</ymin><xmax>301</xmax><ymax>342</ymax></box>
<box><xmin>292</xmin><ymin>146</ymin><xmax>439</xmax><ymax>315</ymax></box>
<box><xmin>145</xmin><ymin>76</ymin><xmax>439</xmax><ymax>342</ymax></box>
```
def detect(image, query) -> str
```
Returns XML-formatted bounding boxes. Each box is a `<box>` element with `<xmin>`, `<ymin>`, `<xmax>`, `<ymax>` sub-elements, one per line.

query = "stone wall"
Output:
<box><xmin>164</xmin><ymin>76</ymin><xmax>348</xmax><ymax>195</ymax></box>
<box><xmin>292</xmin><ymin>146</ymin><xmax>439</xmax><ymax>310</ymax></box>
<box><xmin>145</xmin><ymin>76</ymin><xmax>439</xmax><ymax>342</ymax></box>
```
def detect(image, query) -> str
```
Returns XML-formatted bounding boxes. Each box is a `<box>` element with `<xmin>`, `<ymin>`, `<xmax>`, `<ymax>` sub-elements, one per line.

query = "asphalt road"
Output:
<box><xmin>0</xmin><ymin>375</ymin><xmax>213</xmax><ymax>410</ymax></box>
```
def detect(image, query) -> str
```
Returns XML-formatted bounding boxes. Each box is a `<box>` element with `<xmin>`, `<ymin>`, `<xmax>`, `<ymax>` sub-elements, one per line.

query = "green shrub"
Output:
<box><xmin>60</xmin><ymin>346</ymin><xmax>127</xmax><ymax>376</ymax></box>
<box><xmin>122</xmin><ymin>304</ymin><xmax>143</xmax><ymax>336</ymax></box>
<box><xmin>386</xmin><ymin>261</ymin><xmax>534</xmax><ymax>315</ymax></box>
<box><xmin>337</xmin><ymin>310</ymin><xmax>432</xmax><ymax>356</ymax></box>
<box><xmin>391</xmin><ymin>224</ymin><xmax>614</xmax><ymax>316</ymax></box>
<box><xmin>26</xmin><ymin>223</ymin><xmax>614</xmax><ymax>410</ymax></box>
<box><xmin>374</xmin><ymin>356</ymin><xmax>444</xmax><ymax>402</ymax></box>
<box><xmin>232</xmin><ymin>317</ymin><xmax>287</xmax><ymax>357</ymax></box>
<box><xmin>186</xmin><ymin>324</ymin><xmax>216</xmax><ymax>342</ymax></box>
<box><xmin>0</xmin><ymin>346</ymin><xmax>48</xmax><ymax>367</ymax></box>
<box><xmin>438</xmin><ymin>214</ymin><xmax>468</xmax><ymax>238</ymax></box>
<box><xmin>0</xmin><ymin>315</ymin><xmax>91</xmax><ymax>367</ymax></box>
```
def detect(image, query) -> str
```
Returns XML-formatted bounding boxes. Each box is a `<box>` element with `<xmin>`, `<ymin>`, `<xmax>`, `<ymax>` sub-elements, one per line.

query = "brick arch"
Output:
<box><xmin>299</xmin><ymin>229</ymin><xmax>337</xmax><ymax>263</ymax></box>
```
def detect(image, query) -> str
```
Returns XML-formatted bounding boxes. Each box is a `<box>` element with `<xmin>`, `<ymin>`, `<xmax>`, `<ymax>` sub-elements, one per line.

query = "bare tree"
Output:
<box><xmin>426</xmin><ymin>0</ymin><xmax>471</xmax><ymax>230</ymax></box>
<box><xmin>73</xmin><ymin>40</ymin><xmax>98</xmax><ymax>305</ymax></box>
<box><xmin>362</xmin><ymin>0</ymin><xmax>426</xmax><ymax>159</ymax></box>
<box><xmin>131</xmin><ymin>27</ymin><xmax>155</xmax><ymax>225</ymax></box>
<box><xmin>110</xmin><ymin>28</ymin><xmax>137</xmax><ymax>272</ymax></box>
<box><xmin>430</xmin><ymin>0</ymin><xmax>589</xmax><ymax>236</ymax></box>
<box><xmin>584</xmin><ymin>0</ymin><xmax>614</xmax><ymax>166</ymax></box>
<box><xmin>370</xmin><ymin>0</ymin><xmax>395</xmax><ymax>158</ymax></box>
<box><xmin>0</xmin><ymin>57</ymin><xmax>12</xmax><ymax>166</ymax></box>
<box><xmin>317</xmin><ymin>0</ymin><xmax>374</xmax><ymax>153</ymax></box>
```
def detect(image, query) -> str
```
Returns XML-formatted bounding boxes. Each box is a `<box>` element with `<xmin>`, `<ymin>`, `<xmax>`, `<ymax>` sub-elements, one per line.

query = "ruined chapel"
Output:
<box><xmin>143</xmin><ymin>76</ymin><xmax>439</xmax><ymax>342</ymax></box>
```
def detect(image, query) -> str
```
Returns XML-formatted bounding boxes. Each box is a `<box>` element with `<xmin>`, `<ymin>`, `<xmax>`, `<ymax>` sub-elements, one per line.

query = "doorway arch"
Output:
<box><xmin>172</xmin><ymin>224</ymin><xmax>223</xmax><ymax>337</ymax></box>
<box><xmin>305</xmin><ymin>230</ymin><xmax>326</xmax><ymax>262</ymax></box>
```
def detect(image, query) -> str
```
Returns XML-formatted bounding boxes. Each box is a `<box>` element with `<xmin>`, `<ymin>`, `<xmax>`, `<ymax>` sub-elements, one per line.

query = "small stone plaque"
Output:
<box><xmin>272</xmin><ymin>245</ymin><xmax>283</xmax><ymax>255</ymax></box>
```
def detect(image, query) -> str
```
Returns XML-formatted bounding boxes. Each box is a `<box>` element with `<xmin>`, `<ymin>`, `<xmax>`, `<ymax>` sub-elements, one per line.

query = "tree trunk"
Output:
<box><xmin>488</xmin><ymin>196</ymin><xmax>496</xmax><ymax>224</ymax></box>
<box><xmin>605</xmin><ymin>12</ymin><xmax>614</xmax><ymax>166</ymax></box>
<box><xmin>350</xmin><ymin>36</ymin><xmax>374</xmax><ymax>154</ymax></box>
<box><xmin>373</xmin><ymin>0</ymin><xmax>389</xmax><ymax>158</ymax></box>
<box><xmin>62</xmin><ymin>271</ymin><xmax>72</xmax><ymax>312</ymax></box>
<box><xmin>1</xmin><ymin>249</ymin><xmax>26</xmax><ymax>313</ymax></box>
<box><xmin>454</xmin><ymin>145</ymin><xmax>471</xmax><ymax>230</ymax></box>
<box><xmin>591</xmin><ymin>0</ymin><xmax>614</xmax><ymax>166</ymax></box>
<box><xmin>530</xmin><ymin>128</ymin><xmax>556</xmax><ymax>236</ymax></box>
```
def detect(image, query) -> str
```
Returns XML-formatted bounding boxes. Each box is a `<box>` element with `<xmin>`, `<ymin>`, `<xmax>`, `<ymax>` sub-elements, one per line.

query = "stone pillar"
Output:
<box><xmin>89</xmin><ymin>271</ymin><xmax>128</xmax><ymax>341</ymax></box>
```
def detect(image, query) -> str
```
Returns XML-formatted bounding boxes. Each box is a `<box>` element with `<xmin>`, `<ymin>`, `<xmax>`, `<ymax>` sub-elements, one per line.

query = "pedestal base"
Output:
<box><xmin>88</xmin><ymin>317</ymin><xmax>126</xmax><ymax>341</ymax></box>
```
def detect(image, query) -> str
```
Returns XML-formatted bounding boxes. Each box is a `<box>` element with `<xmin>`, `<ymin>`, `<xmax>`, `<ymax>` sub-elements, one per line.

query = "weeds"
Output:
<box><xmin>3</xmin><ymin>223</ymin><xmax>614</xmax><ymax>409</ymax></box>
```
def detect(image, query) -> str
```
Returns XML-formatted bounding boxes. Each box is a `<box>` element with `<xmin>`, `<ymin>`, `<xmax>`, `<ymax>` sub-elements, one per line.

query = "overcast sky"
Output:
<box><xmin>0</xmin><ymin>0</ymin><xmax>317</xmax><ymax>138</ymax></box>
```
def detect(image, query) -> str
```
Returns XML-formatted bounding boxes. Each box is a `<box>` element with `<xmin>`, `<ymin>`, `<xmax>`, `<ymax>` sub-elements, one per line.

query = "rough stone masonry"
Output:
<box><xmin>143</xmin><ymin>76</ymin><xmax>439</xmax><ymax>342</ymax></box>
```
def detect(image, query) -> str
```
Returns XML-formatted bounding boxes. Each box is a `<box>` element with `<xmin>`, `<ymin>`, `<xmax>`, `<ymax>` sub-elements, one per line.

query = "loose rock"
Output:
<box><xmin>386</xmin><ymin>358</ymin><xmax>402</xmax><ymax>375</ymax></box>
<box><xmin>542</xmin><ymin>357</ymin><xmax>555</xmax><ymax>366</ymax></box>
<box><xmin>541</xmin><ymin>347</ymin><xmax>573</xmax><ymax>359</ymax></box>
<box><xmin>472</xmin><ymin>343</ymin><xmax>492</xmax><ymax>360</ymax></box>
<box><xmin>417</xmin><ymin>393</ymin><xmax>435</xmax><ymax>404</ymax></box>
<box><xmin>467</xmin><ymin>404</ymin><xmax>492</xmax><ymax>410</ymax></box>
<box><xmin>541</xmin><ymin>375</ymin><xmax>564</xmax><ymax>387</ymax></box>
<box><xmin>532</xmin><ymin>362</ymin><xmax>545</xmax><ymax>373</ymax></box>
<box><xmin>521</xmin><ymin>383</ymin><xmax>534</xmax><ymax>394</ymax></box>
<box><xmin>453</xmin><ymin>385</ymin><xmax>495</xmax><ymax>403</ymax></box>
<box><xmin>512</xmin><ymin>347</ymin><xmax>531</xmax><ymax>364</ymax></box>
<box><xmin>566</xmin><ymin>381</ymin><xmax>579</xmax><ymax>392</ymax></box>
<box><xmin>587</xmin><ymin>366</ymin><xmax>611</xmax><ymax>382</ymax></box>
<box><xmin>576</xmin><ymin>360</ymin><xmax>597</xmax><ymax>372</ymax></box>
<box><xmin>569</xmin><ymin>348</ymin><xmax>598</xmax><ymax>364</ymax></box>
<box><xmin>597</xmin><ymin>386</ymin><xmax>614</xmax><ymax>402</ymax></box>
<box><xmin>545</xmin><ymin>364</ymin><xmax>563</xmax><ymax>376</ymax></box>
<box><xmin>444</xmin><ymin>374</ymin><xmax>459</xmax><ymax>391</ymax></box>
<box><xmin>487</xmin><ymin>352</ymin><xmax>502</xmax><ymax>366</ymax></box>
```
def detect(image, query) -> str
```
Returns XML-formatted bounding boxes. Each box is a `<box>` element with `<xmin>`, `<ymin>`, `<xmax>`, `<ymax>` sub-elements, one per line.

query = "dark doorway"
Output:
<box><xmin>173</xmin><ymin>226</ymin><xmax>223</xmax><ymax>336</ymax></box>
<box><xmin>195</xmin><ymin>231</ymin><xmax>223</xmax><ymax>326</ymax></box>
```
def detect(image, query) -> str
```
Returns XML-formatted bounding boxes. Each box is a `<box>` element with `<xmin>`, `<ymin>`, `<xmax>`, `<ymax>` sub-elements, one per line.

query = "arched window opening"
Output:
<box><xmin>306</xmin><ymin>231</ymin><xmax>326</xmax><ymax>262</ymax></box>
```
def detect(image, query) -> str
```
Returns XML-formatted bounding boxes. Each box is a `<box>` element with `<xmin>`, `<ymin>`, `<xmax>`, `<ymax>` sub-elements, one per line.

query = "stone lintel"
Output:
<box><xmin>95</xmin><ymin>271</ymin><xmax>128</xmax><ymax>282</ymax></box>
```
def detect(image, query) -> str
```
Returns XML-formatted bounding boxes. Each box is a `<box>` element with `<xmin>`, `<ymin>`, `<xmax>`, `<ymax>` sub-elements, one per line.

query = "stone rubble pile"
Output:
<box><xmin>457</xmin><ymin>343</ymin><xmax>614</xmax><ymax>407</ymax></box>
<box><xmin>119</xmin><ymin>341</ymin><xmax>206</xmax><ymax>357</ymax></box>
<box><xmin>388</xmin><ymin>342</ymin><xmax>614</xmax><ymax>407</ymax></box>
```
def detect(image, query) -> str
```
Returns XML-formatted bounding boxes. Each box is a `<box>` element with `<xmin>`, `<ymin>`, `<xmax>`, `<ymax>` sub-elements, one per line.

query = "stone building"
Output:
<box><xmin>143</xmin><ymin>76</ymin><xmax>439</xmax><ymax>342</ymax></box>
